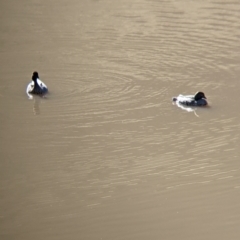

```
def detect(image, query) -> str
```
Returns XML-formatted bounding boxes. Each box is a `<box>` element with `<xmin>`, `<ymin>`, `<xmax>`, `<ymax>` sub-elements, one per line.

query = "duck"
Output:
<box><xmin>26</xmin><ymin>71</ymin><xmax>48</xmax><ymax>98</ymax></box>
<box><xmin>172</xmin><ymin>92</ymin><xmax>207</xmax><ymax>106</ymax></box>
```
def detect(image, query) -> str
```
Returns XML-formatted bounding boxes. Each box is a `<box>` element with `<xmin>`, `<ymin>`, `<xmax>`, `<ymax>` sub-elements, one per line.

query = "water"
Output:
<box><xmin>0</xmin><ymin>0</ymin><xmax>240</xmax><ymax>239</ymax></box>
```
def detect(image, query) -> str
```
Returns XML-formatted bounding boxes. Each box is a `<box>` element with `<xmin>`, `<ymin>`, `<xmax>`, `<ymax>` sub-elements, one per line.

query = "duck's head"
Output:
<box><xmin>194</xmin><ymin>92</ymin><xmax>207</xmax><ymax>101</ymax></box>
<box><xmin>32</xmin><ymin>71</ymin><xmax>39</xmax><ymax>82</ymax></box>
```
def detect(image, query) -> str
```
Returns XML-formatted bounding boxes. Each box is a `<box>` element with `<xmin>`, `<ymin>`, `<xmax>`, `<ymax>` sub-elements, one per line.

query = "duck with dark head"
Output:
<box><xmin>172</xmin><ymin>92</ymin><xmax>207</xmax><ymax>106</ymax></box>
<box><xmin>26</xmin><ymin>71</ymin><xmax>48</xmax><ymax>98</ymax></box>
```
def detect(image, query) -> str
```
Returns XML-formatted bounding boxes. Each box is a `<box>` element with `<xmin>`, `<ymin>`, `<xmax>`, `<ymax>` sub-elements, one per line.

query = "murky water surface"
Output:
<box><xmin>0</xmin><ymin>0</ymin><xmax>240</xmax><ymax>239</ymax></box>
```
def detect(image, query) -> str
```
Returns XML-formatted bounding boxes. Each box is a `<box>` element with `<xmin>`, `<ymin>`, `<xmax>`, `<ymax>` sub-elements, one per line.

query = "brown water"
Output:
<box><xmin>0</xmin><ymin>0</ymin><xmax>240</xmax><ymax>239</ymax></box>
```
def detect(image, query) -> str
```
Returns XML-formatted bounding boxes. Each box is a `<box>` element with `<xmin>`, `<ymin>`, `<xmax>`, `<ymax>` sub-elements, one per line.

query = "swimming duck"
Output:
<box><xmin>172</xmin><ymin>92</ymin><xmax>207</xmax><ymax>106</ymax></box>
<box><xmin>26</xmin><ymin>71</ymin><xmax>48</xmax><ymax>98</ymax></box>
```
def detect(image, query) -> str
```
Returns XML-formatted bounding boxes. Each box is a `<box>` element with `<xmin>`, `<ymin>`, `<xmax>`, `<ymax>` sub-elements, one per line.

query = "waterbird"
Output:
<box><xmin>26</xmin><ymin>71</ymin><xmax>48</xmax><ymax>98</ymax></box>
<box><xmin>172</xmin><ymin>92</ymin><xmax>207</xmax><ymax>106</ymax></box>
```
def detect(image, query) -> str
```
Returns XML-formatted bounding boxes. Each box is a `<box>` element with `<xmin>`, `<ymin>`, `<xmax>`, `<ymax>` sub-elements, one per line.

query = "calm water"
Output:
<box><xmin>0</xmin><ymin>0</ymin><xmax>240</xmax><ymax>239</ymax></box>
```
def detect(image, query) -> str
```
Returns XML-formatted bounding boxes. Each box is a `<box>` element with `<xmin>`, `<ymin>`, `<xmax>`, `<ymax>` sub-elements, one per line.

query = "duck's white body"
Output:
<box><xmin>26</xmin><ymin>72</ymin><xmax>48</xmax><ymax>99</ymax></box>
<box><xmin>172</xmin><ymin>92</ymin><xmax>207</xmax><ymax>106</ymax></box>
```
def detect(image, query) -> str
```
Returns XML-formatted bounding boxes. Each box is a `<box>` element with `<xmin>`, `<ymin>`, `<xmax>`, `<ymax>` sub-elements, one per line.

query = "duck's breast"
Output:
<box><xmin>196</xmin><ymin>99</ymin><xmax>207</xmax><ymax>106</ymax></box>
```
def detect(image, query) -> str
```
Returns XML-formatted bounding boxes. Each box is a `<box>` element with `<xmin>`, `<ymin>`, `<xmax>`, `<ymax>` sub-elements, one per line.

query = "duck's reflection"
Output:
<box><xmin>28</xmin><ymin>93</ymin><xmax>48</xmax><ymax>115</ymax></box>
<box><xmin>32</xmin><ymin>97</ymin><xmax>41</xmax><ymax>115</ymax></box>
